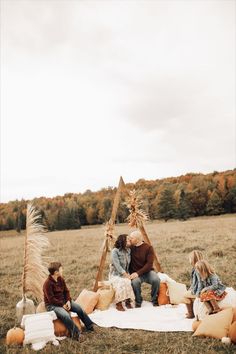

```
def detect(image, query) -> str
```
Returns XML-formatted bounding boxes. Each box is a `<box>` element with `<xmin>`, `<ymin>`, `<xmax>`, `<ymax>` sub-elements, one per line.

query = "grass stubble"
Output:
<box><xmin>0</xmin><ymin>214</ymin><xmax>235</xmax><ymax>354</ymax></box>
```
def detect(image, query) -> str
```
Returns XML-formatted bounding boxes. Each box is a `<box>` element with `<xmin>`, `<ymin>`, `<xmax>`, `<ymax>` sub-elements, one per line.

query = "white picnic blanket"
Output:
<box><xmin>89</xmin><ymin>301</ymin><xmax>194</xmax><ymax>332</ymax></box>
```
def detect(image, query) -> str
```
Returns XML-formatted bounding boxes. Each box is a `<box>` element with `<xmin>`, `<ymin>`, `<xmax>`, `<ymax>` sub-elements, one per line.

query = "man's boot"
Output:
<box><xmin>209</xmin><ymin>299</ymin><xmax>221</xmax><ymax>314</ymax></box>
<box><xmin>125</xmin><ymin>298</ymin><xmax>133</xmax><ymax>309</ymax></box>
<box><xmin>185</xmin><ymin>301</ymin><xmax>194</xmax><ymax>318</ymax></box>
<box><xmin>116</xmin><ymin>302</ymin><xmax>125</xmax><ymax>311</ymax></box>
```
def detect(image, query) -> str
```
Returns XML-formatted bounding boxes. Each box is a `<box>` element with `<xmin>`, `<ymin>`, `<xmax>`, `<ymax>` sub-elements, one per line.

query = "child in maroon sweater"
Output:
<box><xmin>43</xmin><ymin>262</ymin><xmax>94</xmax><ymax>341</ymax></box>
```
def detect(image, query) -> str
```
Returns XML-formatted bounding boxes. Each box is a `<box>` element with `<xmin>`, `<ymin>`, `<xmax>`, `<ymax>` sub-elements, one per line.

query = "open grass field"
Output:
<box><xmin>0</xmin><ymin>214</ymin><xmax>236</xmax><ymax>354</ymax></box>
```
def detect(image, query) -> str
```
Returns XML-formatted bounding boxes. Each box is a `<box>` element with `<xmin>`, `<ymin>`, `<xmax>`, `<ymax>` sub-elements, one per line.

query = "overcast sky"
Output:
<box><xmin>0</xmin><ymin>0</ymin><xmax>235</xmax><ymax>203</ymax></box>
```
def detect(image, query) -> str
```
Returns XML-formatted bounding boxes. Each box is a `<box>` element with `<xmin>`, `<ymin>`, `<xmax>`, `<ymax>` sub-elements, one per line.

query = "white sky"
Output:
<box><xmin>0</xmin><ymin>0</ymin><xmax>235</xmax><ymax>203</ymax></box>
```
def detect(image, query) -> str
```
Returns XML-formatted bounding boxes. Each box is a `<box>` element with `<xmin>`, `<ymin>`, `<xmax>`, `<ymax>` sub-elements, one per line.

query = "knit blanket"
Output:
<box><xmin>21</xmin><ymin>311</ymin><xmax>59</xmax><ymax>350</ymax></box>
<box><xmin>89</xmin><ymin>302</ymin><xmax>194</xmax><ymax>332</ymax></box>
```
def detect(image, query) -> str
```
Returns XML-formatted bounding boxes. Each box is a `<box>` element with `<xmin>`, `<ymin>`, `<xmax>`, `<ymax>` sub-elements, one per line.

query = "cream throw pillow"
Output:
<box><xmin>36</xmin><ymin>302</ymin><xmax>47</xmax><ymax>313</ymax></box>
<box><xmin>167</xmin><ymin>281</ymin><xmax>187</xmax><ymax>305</ymax></box>
<box><xmin>96</xmin><ymin>287</ymin><xmax>114</xmax><ymax>311</ymax></box>
<box><xmin>193</xmin><ymin>307</ymin><xmax>233</xmax><ymax>339</ymax></box>
<box><xmin>75</xmin><ymin>289</ymin><xmax>100</xmax><ymax>314</ymax></box>
<box><xmin>229</xmin><ymin>321</ymin><xmax>236</xmax><ymax>344</ymax></box>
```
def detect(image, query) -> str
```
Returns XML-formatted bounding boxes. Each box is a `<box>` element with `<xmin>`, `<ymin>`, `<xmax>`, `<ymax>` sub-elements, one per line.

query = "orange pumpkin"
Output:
<box><xmin>6</xmin><ymin>327</ymin><xmax>24</xmax><ymax>345</ymax></box>
<box><xmin>229</xmin><ymin>321</ymin><xmax>236</xmax><ymax>344</ymax></box>
<box><xmin>192</xmin><ymin>320</ymin><xmax>202</xmax><ymax>332</ymax></box>
<box><xmin>53</xmin><ymin>316</ymin><xmax>82</xmax><ymax>337</ymax></box>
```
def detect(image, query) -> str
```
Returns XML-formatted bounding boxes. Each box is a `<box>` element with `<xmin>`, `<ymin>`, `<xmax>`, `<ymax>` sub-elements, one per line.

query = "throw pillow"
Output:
<box><xmin>221</xmin><ymin>306</ymin><xmax>236</xmax><ymax>323</ymax></box>
<box><xmin>192</xmin><ymin>320</ymin><xmax>201</xmax><ymax>332</ymax></box>
<box><xmin>158</xmin><ymin>283</ymin><xmax>170</xmax><ymax>305</ymax></box>
<box><xmin>36</xmin><ymin>302</ymin><xmax>46</xmax><ymax>313</ymax></box>
<box><xmin>193</xmin><ymin>307</ymin><xmax>233</xmax><ymax>339</ymax></box>
<box><xmin>75</xmin><ymin>289</ymin><xmax>100</xmax><ymax>314</ymax></box>
<box><xmin>21</xmin><ymin>312</ymin><xmax>56</xmax><ymax>345</ymax></box>
<box><xmin>97</xmin><ymin>281</ymin><xmax>112</xmax><ymax>289</ymax></box>
<box><xmin>96</xmin><ymin>287</ymin><xmax>115</xmax><ymax>311</ymax></box>
<box><xmin>229</xmin><ymin>321</ymin><xmax>236</xmax><ymax>344</ymax></box>
<box><xmin>53</xmin><ymin>313</ymin><xmax>82</xmax><ymax>337</ymax></box>
<box><xmin>193</xmin><ymin>297</ymin><xmax>209</xmax><ymax>320</ymax></box>
<box><xmin>167</xmin><ymin>281</ymin><xmax>187</xmax><ymax>305</ymax></box>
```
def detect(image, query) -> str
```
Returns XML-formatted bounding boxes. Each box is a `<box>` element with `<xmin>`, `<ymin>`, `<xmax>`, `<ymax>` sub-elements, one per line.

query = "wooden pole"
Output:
<box><xmin>93</xmin><ymin>177</ymin><xmax>125</xmax><ymax>292</ymax></box>
<box><xmin>138</xmin><ymin>222</ymin><xmax>163</xmax><ymax>272</ymax></box>
<box><xmin>110</xmin><ymin>176</ymin><xmax>125</xmax><ymax>223</ymax></box>
<box><xmin>93</xmin><ymin>239</ymin><xmax>109</xmax><ymax>292</ymax></box>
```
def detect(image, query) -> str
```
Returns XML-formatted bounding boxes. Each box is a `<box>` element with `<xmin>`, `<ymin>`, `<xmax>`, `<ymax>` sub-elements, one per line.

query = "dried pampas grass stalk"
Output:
<box><xmin>126</xmin><ymin>189</ymin><xmax>163</xmax><ymax>272</ymax></box>
<box><xmin>22</xmin><ymin>203</ymin><xmax>50</xmax><ymax>301</ymax></box>
<box><xmin>100</xmin><ymin>219</ymin><xmax>115</xmax><ymax>252</ymax></box>
<box><xmin>126</xmin><ymin>189</ymin><xmax>149</xmax><ymax>228</ymax></box>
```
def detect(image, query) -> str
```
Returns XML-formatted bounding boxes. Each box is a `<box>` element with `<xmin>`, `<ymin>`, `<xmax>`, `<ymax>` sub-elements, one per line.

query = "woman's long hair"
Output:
<box><xmin>114</xmin><ymin>234</ymin><xmax>128</xmax><ymax>250</ymax></box>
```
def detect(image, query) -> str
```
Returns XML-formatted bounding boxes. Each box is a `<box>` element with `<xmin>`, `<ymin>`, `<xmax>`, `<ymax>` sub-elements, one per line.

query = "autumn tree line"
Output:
<box><xmin>0</xmin><ymin>170</ymin><xmax>235</xmax><ymax>232</ymax></box>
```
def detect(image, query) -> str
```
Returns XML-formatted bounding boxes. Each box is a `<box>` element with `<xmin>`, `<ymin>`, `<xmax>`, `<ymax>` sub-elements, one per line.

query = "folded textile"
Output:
<box><xmin>21</xmin><ymin>312</ymin><xmax>57</xmax><ymax>347</ymax></box>
<box><xmin>158</xmin><ymin>272</ymin><xmax>176</xmax><ymax>283</ymax></box>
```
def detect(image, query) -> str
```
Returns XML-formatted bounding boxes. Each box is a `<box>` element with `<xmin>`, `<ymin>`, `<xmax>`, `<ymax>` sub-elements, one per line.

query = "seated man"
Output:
<box><xmin>129</xmin><ymin>231</ymin><xmax>160</xmax><ymax>307</ymax></box>
<box><xmin>43</xmin><ymin>261</ymin><xmax>94</xmax><ymax>342</ymax></box>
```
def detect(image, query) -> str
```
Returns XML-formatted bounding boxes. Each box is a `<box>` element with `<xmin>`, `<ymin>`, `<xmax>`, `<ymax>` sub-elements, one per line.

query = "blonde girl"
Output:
<box><xmin>184</xmin><ymin>250</ymin><xmax>204</xmax><ymax>318</ymax></box>
<box><xmin>195</xmin><ymin>260</ymin><xmax>227</xmax><ymax>314</ymax></box>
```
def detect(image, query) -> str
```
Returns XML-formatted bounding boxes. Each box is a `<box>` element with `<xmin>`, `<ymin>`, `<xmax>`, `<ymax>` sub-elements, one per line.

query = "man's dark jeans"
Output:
<box><xmin>47</xmin><ymin>300</ymin><xmax>93</xmax><ymax>338</ymax></box>
<box><xmin>131</xmin><ymin>270</ymin><xmax>160</xmax><ymax>306</ymax></box>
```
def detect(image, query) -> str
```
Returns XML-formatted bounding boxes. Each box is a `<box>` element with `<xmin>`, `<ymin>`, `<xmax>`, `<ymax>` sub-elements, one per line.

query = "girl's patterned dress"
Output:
<box><xmin>199</xmin><ymin>273</ymin><xmax>227</xmax><ymax>302</ymax></box>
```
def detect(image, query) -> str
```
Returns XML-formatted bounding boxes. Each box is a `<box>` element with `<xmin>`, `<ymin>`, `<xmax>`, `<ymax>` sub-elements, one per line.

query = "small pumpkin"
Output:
<box><xmin>229</xmin><ymin>321</ymin><xmax>236</xmax><ymax>344</ymax></box>
<box><xmin>6</xmin><ymin>327</ymin><xmax>24</xmax><ymax>345</ymax></box>
<box><xmin>192</xmin><ymin>320</ymin><xmax>202</xmax><ymax>332</ymax></box>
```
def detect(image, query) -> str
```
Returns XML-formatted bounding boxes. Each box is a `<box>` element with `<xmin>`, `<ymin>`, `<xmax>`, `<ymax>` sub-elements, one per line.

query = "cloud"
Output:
<box><xmin>0</xmin><ymin>0</ymin><xmax>235</xmax><ymax>202</ymax></box>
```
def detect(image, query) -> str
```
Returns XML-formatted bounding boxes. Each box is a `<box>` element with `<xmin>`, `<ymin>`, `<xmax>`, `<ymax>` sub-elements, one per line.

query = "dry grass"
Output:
<box><xmin>0</xmin><ymin>214</ymin><xmax>236</xmax><ymax>354</ymax></box>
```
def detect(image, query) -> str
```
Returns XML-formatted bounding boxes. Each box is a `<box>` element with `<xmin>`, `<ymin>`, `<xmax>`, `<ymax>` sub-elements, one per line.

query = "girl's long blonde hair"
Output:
<box><xmin>189</xmin><ymin>250</ymin><xmax>204</xmax><ymax>267</ymax></box>
<box><xmin>195</xmin><ymin>260</ymin><xmax>214</xmax><ymax>279</ymax></box>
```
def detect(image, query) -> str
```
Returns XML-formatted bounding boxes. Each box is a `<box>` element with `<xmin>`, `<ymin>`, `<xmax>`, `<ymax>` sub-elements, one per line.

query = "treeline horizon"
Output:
<box><xmin>0</xmin><ymin>169</ymin><xmax>236</xmax><ymax>232</ymax></box>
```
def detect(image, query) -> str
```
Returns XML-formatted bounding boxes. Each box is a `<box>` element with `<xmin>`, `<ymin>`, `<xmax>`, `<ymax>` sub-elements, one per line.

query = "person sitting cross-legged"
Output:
<box><xmin>43</xmin><ymin>261</ymin><xmax>94</xmax><ymax>342</ymax></box>
<box><xmin>129</xmin><ymin>231</ymin><xmax>160</xmax><ymax>308</ymax></box>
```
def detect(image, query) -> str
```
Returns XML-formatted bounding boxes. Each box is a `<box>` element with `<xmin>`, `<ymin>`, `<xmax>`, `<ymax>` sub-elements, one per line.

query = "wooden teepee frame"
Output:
<box><xmin>93</xmin><ymin>177</ymin><xmax>125</xmax><ymax>291</ymax></box>
<box><xmin>93</xmin><ymin>177</ymin><xmax>162</xmax><ymax>291</ymax></box>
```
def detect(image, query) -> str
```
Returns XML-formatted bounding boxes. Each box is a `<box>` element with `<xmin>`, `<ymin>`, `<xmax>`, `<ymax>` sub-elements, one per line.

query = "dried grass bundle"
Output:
<box><xmin>22</xmin><ymin>203</ymin><xmax>50</xmax><ymax>301</ymax></box>
<box><xmin>126</xmin><ymin>189</ymin><xmax>149</xmax><ymax>228</ymax></box>
<box><xmin>100</xmin><ymin>219</ymin><xmax>115</xmax><ymax>252</ymax></box>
